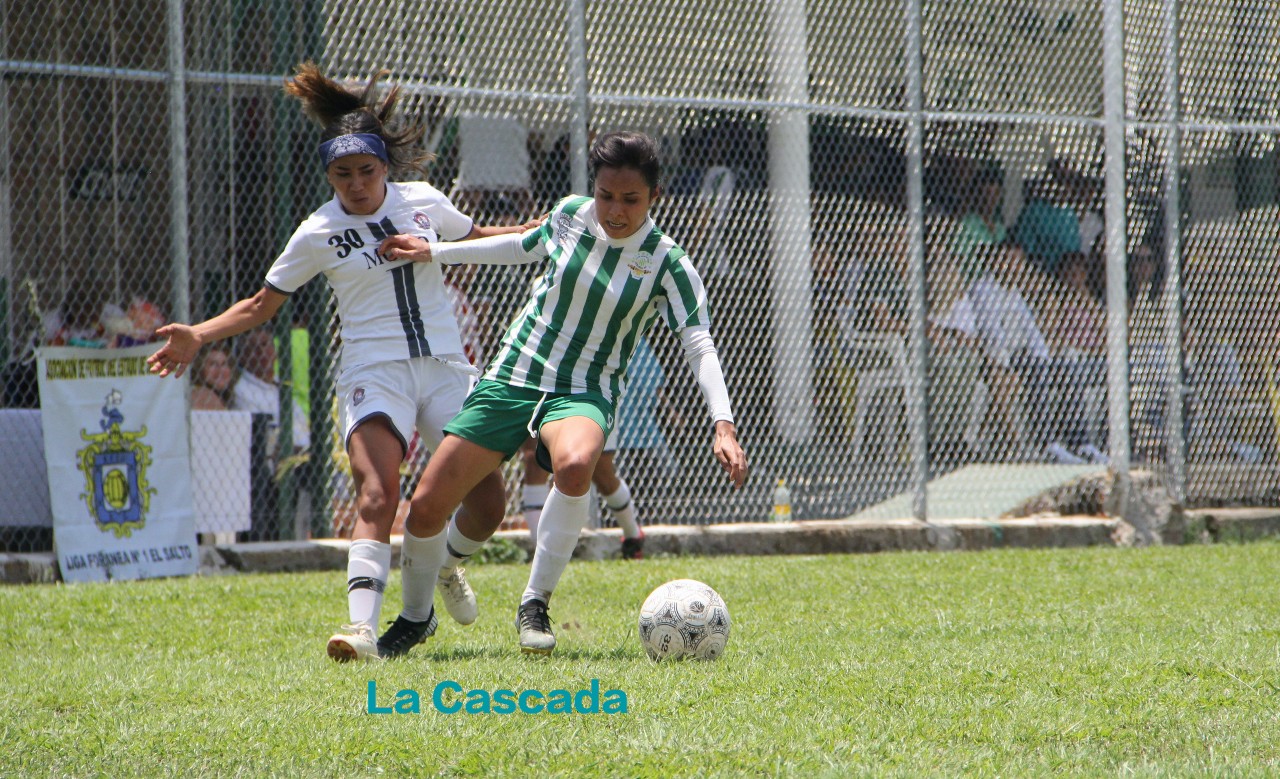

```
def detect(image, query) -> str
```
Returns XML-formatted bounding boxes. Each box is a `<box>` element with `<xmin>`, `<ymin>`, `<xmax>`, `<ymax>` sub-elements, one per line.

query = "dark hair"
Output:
<box><xmin>284</xmin><ymin>61</ymin><xmax>431</xmax><ymax>175</ymax></box>
<box><xmin>588</xmin><ymin>131</ymin><xmax>662</xmax><ymax>189</ymax></box>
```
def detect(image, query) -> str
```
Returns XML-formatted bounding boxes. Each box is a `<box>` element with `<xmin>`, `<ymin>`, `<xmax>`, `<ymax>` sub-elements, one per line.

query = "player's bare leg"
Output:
<box><xmin>328</xmin><ymin>419</ymin><xmax>404</xmax><ymax>662</ymax></box>
<box><xmin>518</xmin><ymin>416</ymin><xmax>604</xmax><ymax>655</ymax></box>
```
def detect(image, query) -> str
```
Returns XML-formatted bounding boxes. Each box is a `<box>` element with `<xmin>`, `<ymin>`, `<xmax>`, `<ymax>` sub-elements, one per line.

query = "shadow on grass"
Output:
<box><xmin>409</xmin><ymin>644</ymin><xmax>638</xmax><ymax>662</ymax></box>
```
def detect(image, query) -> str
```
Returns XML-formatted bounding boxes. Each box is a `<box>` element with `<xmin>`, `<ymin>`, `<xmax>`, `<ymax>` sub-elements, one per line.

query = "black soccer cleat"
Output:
<box><xmin>516</xmin><ymin>598</ymin><xmax>556</xmax><ymax>655</ymax></box>
<box><xmin>376</xmin><ymin>609</ymin><xmax>438</xmax><ymax>659</ymax></box>
<box><xmin>620</xmin><ymin>533</ymin><xmax>645</xmax><ymax>560</ymax></box>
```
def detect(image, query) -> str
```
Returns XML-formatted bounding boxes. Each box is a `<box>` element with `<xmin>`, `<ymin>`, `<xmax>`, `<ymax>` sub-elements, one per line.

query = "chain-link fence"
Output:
<box><xmin>2</xmin><ymin>0</ymin><xmax>1279</xmax><ymax>552</ymax></box>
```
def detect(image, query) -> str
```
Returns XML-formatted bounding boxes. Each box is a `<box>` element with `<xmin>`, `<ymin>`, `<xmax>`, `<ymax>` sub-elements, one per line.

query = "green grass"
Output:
<box><xmin>4</xmin><ymin>542</ymin><xmax>1280</xmax><ymax>777</ymax></box>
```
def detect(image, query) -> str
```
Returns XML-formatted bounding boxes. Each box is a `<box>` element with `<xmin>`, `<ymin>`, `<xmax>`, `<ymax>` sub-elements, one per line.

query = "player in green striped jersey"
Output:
<box><xmin>380</xmin><ymin>131</ymin><xmax>748</xmax><ymax>654</ymax></box>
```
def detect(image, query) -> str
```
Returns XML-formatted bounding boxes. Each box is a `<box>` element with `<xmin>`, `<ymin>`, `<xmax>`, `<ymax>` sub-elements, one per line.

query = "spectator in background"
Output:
<box><xmin>44</xmin><ymin>282</ymin><xmax>164</xmax><ymax>349</ymax></box>
<box><xmin>190</xmin><ymin>345</ymin><xmax>238</xmax><ymax>411</ymax></box>
<box><xmin>953</xmin><ymin>166</ymin><xmax>1006</xmax><ymax>283</ymax></box>
<box><xmin>967</xmin><ymin>240</ymin><xmax>1082</xmax><ymax>463</ymax></box>
<box><xmin>1045</xmin><ymin>251</ymin><xmax>1108</xmax><ymax>462</ymax></box>
<box><xmin>232</xmin><ymin>326</ymin><xmax>311</xmax><ymax>453</ymax></box>
<box><xmin>1011</xmin><ymin>158</ymin><xmax>1082</xmax><ymax>275</ymax></box>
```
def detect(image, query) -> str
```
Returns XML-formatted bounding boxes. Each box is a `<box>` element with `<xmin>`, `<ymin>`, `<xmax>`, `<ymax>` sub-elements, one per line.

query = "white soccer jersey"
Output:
<box><xmin>264</xmin><ymin>182</ymin><xmax>474</xmax><ymax>369</ymax></box>
<box><xmin>486</xmin><ymin>196</ymin><xmax>711</xmax><ymax>402</ymax></box>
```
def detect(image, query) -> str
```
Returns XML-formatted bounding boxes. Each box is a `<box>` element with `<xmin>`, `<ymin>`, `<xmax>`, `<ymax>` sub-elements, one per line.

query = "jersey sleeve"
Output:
<box><xmin>656</xmin><ymin>248</ymin><xmax>712</xmax><ymax>332</ymax></box>
<box><xmin>430</xmin><ymin>230</ymin><xmax>547</xmax><ymax>266</ymax></box>
<box><xmin>518</xmin><ymin>194</ymin><xmax>583</xmax><ymax>255</ymax></box>
<box><xmin>263</xmin><ymin>222</ymin><xmax>321</xmax><ymax>295</ymax></box>
<box><xmin>428</xmin><ymin>189</ymin><xmax>475</xmax><ymax>242</ymax></box>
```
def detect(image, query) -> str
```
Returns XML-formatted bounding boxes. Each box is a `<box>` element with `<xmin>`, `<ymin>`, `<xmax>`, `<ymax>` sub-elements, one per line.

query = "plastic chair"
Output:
<box><xmin>843</xmin><ymin>331</ymin><xmax>910</xmax><ymax>462</ymax></box>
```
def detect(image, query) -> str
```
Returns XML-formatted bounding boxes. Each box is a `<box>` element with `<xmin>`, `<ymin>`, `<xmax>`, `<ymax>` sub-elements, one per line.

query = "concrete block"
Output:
<box><xmin>0</xmin><ymin>552</ymin><xmax>58</xmax><ymax>585</ymax></box>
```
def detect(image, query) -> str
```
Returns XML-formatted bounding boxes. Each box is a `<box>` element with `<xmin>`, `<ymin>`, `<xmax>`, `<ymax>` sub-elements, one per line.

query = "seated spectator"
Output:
<box><xmin>953</xmin><ymin>166</ymin><xmax>1007</xmax><ymax>282</ymax></box>
<box><xmin>966</xmin><ymin>240</ymin><xmax>1082</xmax><ymax>463</ymax></box>
<box><xmin>231</xmin><ymin>327</ymin><xmax>311</xmax><ymax>452</ymax></box>
<box><xmin>190</xmin><ymin>345</ymin><xmax>238</xmax><ymax>411</ymax></box>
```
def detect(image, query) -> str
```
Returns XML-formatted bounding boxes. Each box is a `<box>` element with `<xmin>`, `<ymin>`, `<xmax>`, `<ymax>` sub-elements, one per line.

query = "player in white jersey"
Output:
<box><xmin>379</xmin><ymin>131</ymin><xmax>749</xmax><ymax>655</ymax></box>
<box><xmin>146</xmin><ymin>63</ymin><xmax>535</xmax><ymax>662</ymax></box>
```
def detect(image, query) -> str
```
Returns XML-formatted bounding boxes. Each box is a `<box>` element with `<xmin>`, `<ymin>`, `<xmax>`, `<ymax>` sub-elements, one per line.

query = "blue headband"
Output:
<box><xmin>318</xmin><ymin>133</ymin><xmax>388</xmax><ymax>167</ymax></box>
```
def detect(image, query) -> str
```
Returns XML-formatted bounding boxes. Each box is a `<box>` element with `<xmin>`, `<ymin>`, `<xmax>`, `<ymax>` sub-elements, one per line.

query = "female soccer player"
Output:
<box><xmin>147</xmin><ymin>63</ymin><xmax>534</xmax><ymax>662</ymax></box>
<box><xmin>379</xmin><ymin>130</ymin><xmax>749</xmax><ymax>655</ymax></box>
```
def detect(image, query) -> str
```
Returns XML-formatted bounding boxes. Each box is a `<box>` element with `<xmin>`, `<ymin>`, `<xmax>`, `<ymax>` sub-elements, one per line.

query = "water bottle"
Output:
<box><xmin>771</xmin><ymin>479</ymin><xmax>792</xmax><ymax>522</ymax></box>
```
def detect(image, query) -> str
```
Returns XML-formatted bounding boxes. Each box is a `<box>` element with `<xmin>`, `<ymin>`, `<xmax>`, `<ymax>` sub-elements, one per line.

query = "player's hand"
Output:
<box><xmin>146</xmin><ymin>324</ymin><xmax>201</xmax><ymax>378</ymax></box>
<box><xmin>712</xmin><ymin>420</ymin><xmax>748</xmax><ymax>488</ymax></box>
<box><xmin>379</xmin><ymin>234</ymin><xmax>432</xmax><ymax>263</ymax></box>
<box><xmin>520</xmin><ymin>214</ymin><xmax>548</xmax><ymax>232</ymax></box>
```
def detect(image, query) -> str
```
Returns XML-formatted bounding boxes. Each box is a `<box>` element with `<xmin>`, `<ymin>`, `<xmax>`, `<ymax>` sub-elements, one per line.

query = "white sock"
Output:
<box><xmin>398</xmin><ymin>528</ymin><xmax>445</xmax><ymax>623</ymax></box>
<box><xmin>522</xmin><ymin>482</ymin><xmax>549</xmax><ymax>540</ymax></box>
<box><xmin>522</xmin><ymin>487</ymin><xmax>590</xmax><ymax>605</ymax></box>
<box><xmin>347</xmin><ymin>539</ymin><xmax>391</xmax><ymax>628</ymax></box>
<box><xmin>603</xmin><ymin>480</ymin><xmax>640</xmax><ymax>539</ymax></box>
<box><xmin>441</xmin><ymin>516</ymin><xmax>486</xmax><ymax>576</ymax></box>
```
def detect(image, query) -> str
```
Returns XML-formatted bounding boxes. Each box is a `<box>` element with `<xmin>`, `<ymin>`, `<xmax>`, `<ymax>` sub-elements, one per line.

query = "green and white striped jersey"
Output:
<box><xmin>486</xmin><ymin>196</ymin><xmax>711</xmax><ymax>402</ymax></box>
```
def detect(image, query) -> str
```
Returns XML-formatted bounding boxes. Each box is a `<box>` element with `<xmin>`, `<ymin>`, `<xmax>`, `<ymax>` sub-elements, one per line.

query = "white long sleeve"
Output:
<box><xmin>679</xmin><ymin>325</ymin><xmax>735</xmax><ymax>425</ymax></box>
<box><xmin>428</xmin><ymin>231</ymin><xmax>540</xmax><ymax>266</ymax></box>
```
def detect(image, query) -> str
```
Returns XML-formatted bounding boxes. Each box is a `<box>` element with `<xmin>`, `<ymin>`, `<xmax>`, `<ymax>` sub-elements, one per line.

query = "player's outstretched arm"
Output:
<box><xmin>469</xmin><ymin>216</ymin><xmax>543</xmax><ymax>239</ymax></box>
<box><xmin>380</xmin><ymin>231</ymin><xmax>540</xmax><ymax>267</ymax></box>
<box><xmin>147</xmin><ymin>287</ymin><xmax>287</xmax><ymax>378</ymax></box>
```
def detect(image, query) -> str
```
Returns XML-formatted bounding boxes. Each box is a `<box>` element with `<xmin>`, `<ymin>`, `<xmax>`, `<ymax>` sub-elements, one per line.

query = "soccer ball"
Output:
<box><xmin>637</xmin><ymin>579</ymin><xmax>731</xmax><ymax>661</ymax></box>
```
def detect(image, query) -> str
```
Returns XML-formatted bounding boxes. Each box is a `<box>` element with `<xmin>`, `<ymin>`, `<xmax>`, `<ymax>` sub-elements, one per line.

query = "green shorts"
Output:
<box><xmin>444</xmin><ymin>380</ymin><xmax>616</xmax><ymax>461</ymax></box>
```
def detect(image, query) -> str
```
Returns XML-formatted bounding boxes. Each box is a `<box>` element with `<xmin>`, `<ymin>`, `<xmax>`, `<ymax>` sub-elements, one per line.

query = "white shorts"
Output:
<box><xmin>338</xmin><ymin>356</ymin><xmax>474</xmax><ymax>454</ymax></box>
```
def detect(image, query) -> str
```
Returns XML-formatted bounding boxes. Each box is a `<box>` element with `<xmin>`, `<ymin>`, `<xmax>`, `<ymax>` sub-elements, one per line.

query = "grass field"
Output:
<box><xmin>4</xmin><ymin>541</ymin><xmax>1280</xmax><ymax>777</ymax></box>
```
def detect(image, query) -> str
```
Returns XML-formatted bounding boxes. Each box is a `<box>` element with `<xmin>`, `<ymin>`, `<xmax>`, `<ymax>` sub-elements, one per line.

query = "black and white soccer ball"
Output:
<box><xmin>637</xmin><ymin>579</ymin><xmax>731</xmax><ymax>661</ymax></box>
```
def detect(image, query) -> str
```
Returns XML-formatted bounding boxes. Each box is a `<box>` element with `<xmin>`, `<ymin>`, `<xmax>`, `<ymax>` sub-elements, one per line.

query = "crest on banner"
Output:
<box><xmin>75</xmin><ymin>389</ymin><xmax>156</xmax><ymax>538</ymax></box>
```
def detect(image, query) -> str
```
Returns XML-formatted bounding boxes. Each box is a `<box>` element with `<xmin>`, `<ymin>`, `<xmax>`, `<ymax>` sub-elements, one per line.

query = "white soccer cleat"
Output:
<box><xmin>437</xmin><ymin>567</ymin><xmax>478</xmax><ymax>625</ymax></box>
<box><xmin>326</xmin><ymin>622</ymin><xmax>380</xmax><ymax>663</ymax></box>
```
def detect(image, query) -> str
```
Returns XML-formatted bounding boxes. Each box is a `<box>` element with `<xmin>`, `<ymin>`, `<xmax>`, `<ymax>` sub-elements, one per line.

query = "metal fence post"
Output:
<box><xmin>1102</xmin><ymin>0</ymin><xmax>1137</xmax><ymax>536</ymax></box>
<box><xmin>167</xmin><ymin>0</ymin><xmax>190</xmax><ymax>324</ymax></box>
<box><xmin>567</xmin><ymin>0</ymin><xmax>589</xmax><ymax>195</ymax></box>
<box><xmin>1162</xmin><ymin>0</ymin><xmax>1186</xmax><ymax>505</ymax></box>
<box><xmin>768</xmin><ymin>0</ymin><xmax>813</xmax><ymax>455</ymax></box>
<box><xmin>904</xmin><ymin>0</ymin><xmax>929</xmax><ymax>522</ymax></box>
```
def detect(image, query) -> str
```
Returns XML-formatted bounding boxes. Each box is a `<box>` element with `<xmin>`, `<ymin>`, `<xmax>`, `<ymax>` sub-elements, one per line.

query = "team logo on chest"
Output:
<box><xmin>626</xmin><ymin>251</ymin><xmax>654</xmax><ymax>279</ymax></box>
<box><xmin>555</xmin><ymin>213</ymin><xmax>573</xmax><ymax>244</ymax></box>
<box><xmin>413</xmin><ymin>212</ymin><xmax>432</xmax><ymax>232</ymax></box>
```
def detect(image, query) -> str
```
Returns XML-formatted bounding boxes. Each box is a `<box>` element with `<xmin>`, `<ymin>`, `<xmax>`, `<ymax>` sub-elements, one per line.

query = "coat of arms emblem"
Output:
<box><xmin>76</xmin><ymin>390</ymin><xmax>156</xmax><ymax>538</ymax></box>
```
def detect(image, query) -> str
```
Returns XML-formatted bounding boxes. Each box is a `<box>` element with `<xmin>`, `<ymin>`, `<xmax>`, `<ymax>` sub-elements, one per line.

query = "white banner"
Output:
<box><xmin>36</xmin><ymin>346</ymin><xmax>196</xmax><ymax>582</ymax></box>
